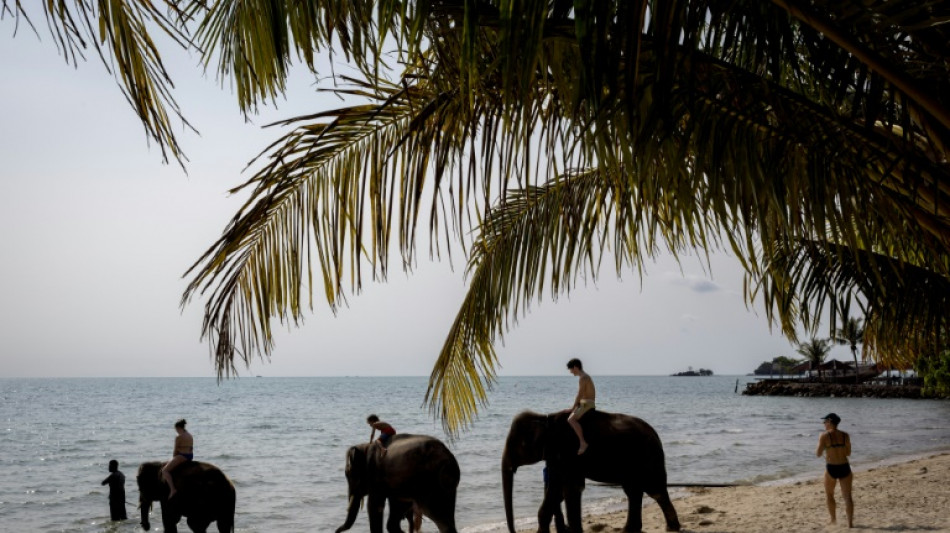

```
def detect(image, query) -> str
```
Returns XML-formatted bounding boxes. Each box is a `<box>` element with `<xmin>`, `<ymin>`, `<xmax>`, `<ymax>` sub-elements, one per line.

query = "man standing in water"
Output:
<box><xmin>564</xmin><ymin>358</ymin><xmax>596</xmax><ymax>454</ymax></box>
<box><xmin>101</xmin><ymin>459</ymin><xmax>127</xmax><ymax>521</ymax></box>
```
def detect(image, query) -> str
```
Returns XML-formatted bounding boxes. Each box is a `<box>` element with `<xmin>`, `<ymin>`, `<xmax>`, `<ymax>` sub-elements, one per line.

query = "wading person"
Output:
<box><xmin>162</xmin><ymin>419</ymin><xmax>194</xmax><ymax>499</ymax></box>
<box><xmin>563</xmin><ymin>358</ymin><xmax>596</xmax><ymax>454</ymax></box>
<box><xmin>816</xmin><ymin>412</ymin><xmax>853</xmax><ymax>527</ymax></box>
<box><xmin>101</xmin><ymin>459</ymin><xmax>127</xmax><ymax>521</ymax></box>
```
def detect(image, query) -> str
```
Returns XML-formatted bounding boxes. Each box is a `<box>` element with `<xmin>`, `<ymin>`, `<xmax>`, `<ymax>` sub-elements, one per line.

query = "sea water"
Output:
<box><xmin>1</xmin><ymin>376</ymin><xmax>948</xmax><ymax>532</ymax></box>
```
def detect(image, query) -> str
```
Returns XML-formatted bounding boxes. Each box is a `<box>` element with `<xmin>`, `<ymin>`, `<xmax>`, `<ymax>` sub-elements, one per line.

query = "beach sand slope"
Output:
<box><xmin>573</xmin><ymin>452</ymin><xmax>950</xmax><ymax>532</ymax></box>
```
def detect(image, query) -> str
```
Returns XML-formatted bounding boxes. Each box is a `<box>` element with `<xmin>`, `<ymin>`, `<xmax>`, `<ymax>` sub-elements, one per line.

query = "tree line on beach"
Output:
<box><xmin>5</xmin><ymin>1</ymin><xmax>950</xmax><ymax>430</ymax></box>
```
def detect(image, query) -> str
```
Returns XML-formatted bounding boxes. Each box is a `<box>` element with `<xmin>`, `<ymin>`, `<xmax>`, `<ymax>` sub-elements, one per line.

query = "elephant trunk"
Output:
<box><xmin>336</xmin><ymin>494</ymin><xmax>361</xmax><ymax>533</ymax></box>
<box><xmin>502</xmin><ymin>455</ymin><xmax>517</xmax><ymax>533</ymax></box>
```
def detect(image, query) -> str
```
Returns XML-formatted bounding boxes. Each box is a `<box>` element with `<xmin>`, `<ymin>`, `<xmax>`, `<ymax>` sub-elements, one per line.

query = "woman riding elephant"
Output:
<box><xmin>336</xmin><ymin>433</ymin><xmax>461</xmax><ymax>533</ymax></box>
<box><xmin>137</xmin><ymin>460</ymin><xmax>235</xmax><ymax>533</ymax></box>
<box><xmin>502</xmin><ymin>410</ymin><xmax>681</xmax><ymax>533</ymax></box>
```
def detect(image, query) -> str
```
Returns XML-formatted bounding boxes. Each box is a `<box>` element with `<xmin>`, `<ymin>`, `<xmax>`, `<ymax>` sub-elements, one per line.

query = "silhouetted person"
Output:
<box><xmin>101</xmin><ymin>459</ymin><xmax>127</xmax><ymax>521</ymax></box>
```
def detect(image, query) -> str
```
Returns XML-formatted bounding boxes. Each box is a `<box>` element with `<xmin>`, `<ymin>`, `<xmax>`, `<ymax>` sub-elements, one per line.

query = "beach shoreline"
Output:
<box><xmin>548</xmin><ymin>450</ymin><xmax>950</xmax><ymax>532</ymax></box>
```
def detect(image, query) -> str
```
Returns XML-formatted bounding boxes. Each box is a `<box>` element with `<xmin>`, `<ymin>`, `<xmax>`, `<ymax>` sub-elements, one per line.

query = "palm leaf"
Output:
<box><xmin>8</xmin><ymin>0</ymin><xmax>198</xmax><ymax>164</ymax></box>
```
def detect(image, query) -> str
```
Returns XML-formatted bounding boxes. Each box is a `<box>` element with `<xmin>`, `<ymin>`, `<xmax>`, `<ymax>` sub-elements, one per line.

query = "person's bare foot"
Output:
<box><xmin>578</xmin><ymin>443</ymin><xmax>588</xmax><ymax>455</ymax></box>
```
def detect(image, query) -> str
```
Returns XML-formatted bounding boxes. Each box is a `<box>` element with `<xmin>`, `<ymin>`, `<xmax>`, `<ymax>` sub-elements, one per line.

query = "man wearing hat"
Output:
<box><xmin>815</xmin><ymin>413</ymin><xmax>853</xmax><ymax>527</ymax></box>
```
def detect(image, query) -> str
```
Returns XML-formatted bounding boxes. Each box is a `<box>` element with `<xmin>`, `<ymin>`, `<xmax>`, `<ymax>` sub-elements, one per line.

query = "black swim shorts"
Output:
<box><xmin>826</xmin><ymin>463</ymin><xmax>851</xmax><ymax>479</ymax></box>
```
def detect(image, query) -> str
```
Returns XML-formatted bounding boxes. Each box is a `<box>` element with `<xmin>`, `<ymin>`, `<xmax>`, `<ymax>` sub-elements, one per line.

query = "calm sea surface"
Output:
<box><xmin>1</xmin><ymin>376</ymin><xmax>949</xmax><ymax>532</ymax></box>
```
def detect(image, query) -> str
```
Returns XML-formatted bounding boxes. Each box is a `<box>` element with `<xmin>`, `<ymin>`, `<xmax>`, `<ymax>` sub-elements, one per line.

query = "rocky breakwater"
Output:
<box><xmin>743</xmin><ymin>380</ymin><xmax>922</xmax><ymax>398</ymax></box>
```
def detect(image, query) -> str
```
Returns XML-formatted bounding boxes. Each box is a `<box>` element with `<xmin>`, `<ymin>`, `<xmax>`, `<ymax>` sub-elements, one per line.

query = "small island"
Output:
<box><xmin>671</xmin><ymin>367</ymin><xmax>713</xmax><ymax>376</ymax></box>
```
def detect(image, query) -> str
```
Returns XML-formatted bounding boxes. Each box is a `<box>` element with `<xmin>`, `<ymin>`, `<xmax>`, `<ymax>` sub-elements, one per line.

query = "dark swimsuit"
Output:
<box><xmin>825</xmin><ymin>433</ymin><xmax>850</xmax><ymax>479</ymax></box>
<box><xmin>826</xmin><ymin>463</ymin><xmax>851</xmax><ymax>479</ymax></box>
<box><xmin>176</xmin><ymin>452</ymin><xmax>194</xmax><ymax>461</ymax></box>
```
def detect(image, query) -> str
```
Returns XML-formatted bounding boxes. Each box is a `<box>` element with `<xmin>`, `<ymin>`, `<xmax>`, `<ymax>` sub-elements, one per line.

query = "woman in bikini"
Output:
<box><xmin>161</xmin><ymin>419</ymin><xmax>193</xmax><ymax>498</ymax></box>
<box><xmin>815</xmin><ymin>413</ymin><xmax>853</xmax><ymax>528</ymax></box>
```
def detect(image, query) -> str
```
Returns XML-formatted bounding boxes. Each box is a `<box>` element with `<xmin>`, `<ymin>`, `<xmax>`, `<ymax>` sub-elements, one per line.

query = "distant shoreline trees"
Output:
<box><xmin>671</xmin><ymin>367</ymin><xmax>713</xmax><ymax>377</ymax></box>
<box><xmin>753</xmin><ymin>356</ymin><xmax>802</xmax><ymax>376</ymax></box>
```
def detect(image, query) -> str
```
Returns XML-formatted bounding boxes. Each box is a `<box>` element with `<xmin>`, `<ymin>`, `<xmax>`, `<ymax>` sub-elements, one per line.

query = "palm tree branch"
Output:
<box><xmin>752</xmin><ymin>238</ymin><xmax>950</xmax><ymax>369</ymax></box>
<box><xmin>9</xmin><ymin>1</ymin><xmax>199</xmax><ymax>164</ymax></box>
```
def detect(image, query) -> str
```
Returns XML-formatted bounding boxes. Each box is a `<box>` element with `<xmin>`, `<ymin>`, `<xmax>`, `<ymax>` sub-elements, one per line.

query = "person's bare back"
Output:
<box><xmin>576</xmin><ymin>374</ymin><xmax>595</xmax><ymax>404</ymax></box>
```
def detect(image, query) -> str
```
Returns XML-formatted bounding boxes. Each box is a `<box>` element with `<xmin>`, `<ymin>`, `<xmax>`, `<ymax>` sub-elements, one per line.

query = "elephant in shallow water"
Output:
<box><xmin>137</xmin><ymin>461</ymin><xmax>235</xmax><ymax>532</ymax></box>
<box><xmin>336</xmin><ymin>434</ymin><xmax>460</xmax><ymax>533</ymax></box>
<box><xmin>502</xmin><ymin>410</ymin><xmax>681</xmax><ymax>533</ymax></box>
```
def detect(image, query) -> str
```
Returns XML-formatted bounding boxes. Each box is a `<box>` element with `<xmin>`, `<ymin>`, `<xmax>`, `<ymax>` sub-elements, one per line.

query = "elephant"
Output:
<box><xmin>336</xmin><ymin>433</ymin><xmax>461</xmax><ymax>533</ymax></box>
<box><xmin>136</xmin><ymin>461</ymin><xmax>235</xmax><ymax>532</ymax></box>
<box><xmin>502</xmin><ymin>410</ymin><xmax>681</xmax><ymax>533</ymax></box>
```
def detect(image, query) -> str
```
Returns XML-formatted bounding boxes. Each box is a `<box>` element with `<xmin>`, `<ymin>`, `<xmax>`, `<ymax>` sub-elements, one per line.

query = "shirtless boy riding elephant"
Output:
<box><xmin>563</xmin><ymin>358</ymin><xmax>595</xmax><ymax>454</ymax></box>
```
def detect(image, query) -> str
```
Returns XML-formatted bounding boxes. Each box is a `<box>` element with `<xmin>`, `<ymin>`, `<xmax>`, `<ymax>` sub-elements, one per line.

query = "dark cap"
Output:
<box><xmin>822</xmin><ymin>413</ymin><xmax>841</xmax><ymax>424</ymax></box>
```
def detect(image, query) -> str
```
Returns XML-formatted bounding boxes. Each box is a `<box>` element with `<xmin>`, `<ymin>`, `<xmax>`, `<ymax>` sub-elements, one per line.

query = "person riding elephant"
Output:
<box><xmin>137</xmin><ymin>460</ymin><xmax>235</xmax><ymax>533</ymax></box>
<box><xmin>502</xmin><ymin>410</ymin><xmax>681</xmax><ymax>533</ymax></box>
<box><xmin>336</xmin><ymin>433</ymin><xmax>461</xmax><ymax>533</ymax></box>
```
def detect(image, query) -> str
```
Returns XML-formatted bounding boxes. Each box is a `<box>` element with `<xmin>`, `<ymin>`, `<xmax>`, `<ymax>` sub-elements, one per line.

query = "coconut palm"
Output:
<box><xmin>796</xmin><ymin>338</ymin><xmax>833</xmax><ymax>380</ymax></box>
<box><xmin>9</xmin><ymin>1</ymin><xmax>950</xmax><ymax>432</ymax></box>
<box><xmin>834</xmin><ymin>317</ymin><xmax>866</xmax><ymax>384</ymax></box>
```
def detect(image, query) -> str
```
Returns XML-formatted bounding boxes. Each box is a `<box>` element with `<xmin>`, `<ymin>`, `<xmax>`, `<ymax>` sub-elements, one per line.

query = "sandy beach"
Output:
<box><xmin>567</xmin><ymin>451</ymin><xmax>950</xmax><ymax>533</ymax></box>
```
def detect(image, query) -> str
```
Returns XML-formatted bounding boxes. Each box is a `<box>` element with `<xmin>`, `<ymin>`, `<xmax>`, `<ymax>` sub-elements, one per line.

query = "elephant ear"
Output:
<box><xmin>136</xmin><ymin>462</ymin><xmax>163</xmax><ymax>499</ymax></box>
<box><xmin>346</xmin><ymin>446</ymin><xmax>369</xmax><ymax>486</ymax></box>
<box><xmin>542</xmin><ymin>415</ymin><xmax>561</xmax><ymax>462</ymax></box>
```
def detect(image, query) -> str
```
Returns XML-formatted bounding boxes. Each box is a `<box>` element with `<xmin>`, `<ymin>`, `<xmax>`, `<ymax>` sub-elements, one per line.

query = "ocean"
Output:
<box><xmin>1</xmin><ymin>376</ymin><xmax>948</xmax><ymax>532</ymax></box>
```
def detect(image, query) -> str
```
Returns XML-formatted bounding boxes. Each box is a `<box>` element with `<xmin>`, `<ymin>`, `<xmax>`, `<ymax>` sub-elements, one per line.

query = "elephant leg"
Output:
<box><xmin>216</xmin><ymin>513</ymin><xmax>235</xmax><ymax>533</ymax></box>
<box><xmin>552</xmin><ymin>497</ymin><xmax>567</xmax><ymax>533</ymax></box>
<box><xmin>368</xmin><ymin>494</ymin><xmax>387</xmax><ymax>533</ymax></box>
<box><xmin>646</xmin><ymin>489</ymin><xmax>681</xmax><ymax>532</ymax></box>
<box><xmin>621</xmin><ymin>486</ymin><xmax>643</xmax><ymax>533</ymax></box>
<box><xmin>536</xmin><ymin>493</ymin><xmax>556</xmax><ymax>533</ymax></box>
<box><xmin>411</xmin><ymin>504</ymin><xmax>423</xmax><ymax>533</ymax></box>
<box><xmin>386</xmin><ymin>498</ymin><xmax>411</xmax><ymax>533</ymax></box>
<box><xmin>417</xmin><ymin>492</ymin><xmax>458</xmax><ymax>533</ymax></box>
<box><xmin>562</xmin><ymin>485</ymin><xmax>583</xmax><ymax>533</ymax></box>
<box><xmin>160</xmin><ymin>504</ymin><xmax>179</xmax><ymax>533</ymax></box>
<box><xmin>185</xmin><ymin>516</ymin><xmax>210</xmax><ymax>532</ymax></box>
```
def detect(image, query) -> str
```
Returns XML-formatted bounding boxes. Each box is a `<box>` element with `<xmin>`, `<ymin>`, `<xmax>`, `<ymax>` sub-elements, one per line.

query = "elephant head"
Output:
<box><xmin>136</xmin><ymin>462</ymin><xmax>166</xmax><ymax>531</ymax></box>
<box><xmin>501</xmin><ymin>411</ymin><xmax>549</xmax><ymax>533</ymax></box>
<box><xmin>336</xmin><ymin>443</ymin><xmax>371</xmax><ymax>533</ymax></box>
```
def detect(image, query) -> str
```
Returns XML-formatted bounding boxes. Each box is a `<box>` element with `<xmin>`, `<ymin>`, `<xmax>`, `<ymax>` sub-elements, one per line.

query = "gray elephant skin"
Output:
<box><xmin>137</xmin><ymin>461</ymin><xmax>235</xmax><ymax>532</ymax></box>
<box><xmin>336</xmin><ymin>434</ymin><xmax>461</xmax><ymax>533</ymax></box>
<box><xmin>502</xmin><ymin>410</ymin><xmax>681</xmax><ymax>533</ymax></box>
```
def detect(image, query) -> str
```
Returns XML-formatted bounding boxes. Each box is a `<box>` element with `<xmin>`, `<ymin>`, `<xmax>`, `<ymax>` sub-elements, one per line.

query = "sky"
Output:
<box><xmin>0</xmin><ymin>18</ymin><xmax>851</xmax><ymax>379</ymax></box>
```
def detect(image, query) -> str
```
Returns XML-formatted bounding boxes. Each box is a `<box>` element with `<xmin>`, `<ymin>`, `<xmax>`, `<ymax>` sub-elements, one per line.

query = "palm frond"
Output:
<box><xmin>181</xmin><ymin>74</ymin><xmax>489</xmax><ymax>375</ymax></box>
<box><xmin>426</xmin><ymin>162</ymin><xmax>714</xmax><ymax>432</ymax></box>
<box><xmin>192</xmin><ymin>0</ymin><xmax>381</xmax><ymax>115</ymax></box>
<box><xmin>753</xmin><ymin>239</ymin><xmax>950</xmax><ymax>370</ymax></box>
<box><xmin>169</xmin><ymin>1</ymin><xmax>950</xmax><ymax>428</ymax></box>
<box><xmin>6</xmin><ymin>1</ymin><xmax>198</xmax><ymax>164</ymax></box>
